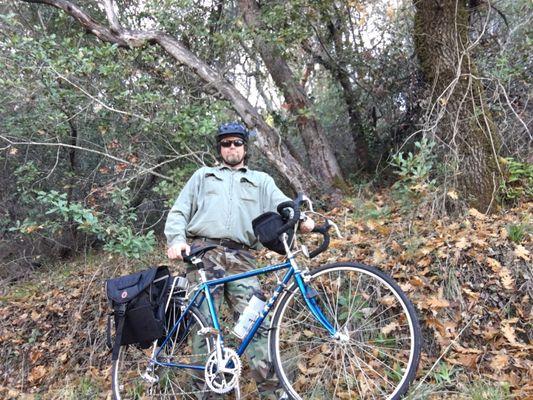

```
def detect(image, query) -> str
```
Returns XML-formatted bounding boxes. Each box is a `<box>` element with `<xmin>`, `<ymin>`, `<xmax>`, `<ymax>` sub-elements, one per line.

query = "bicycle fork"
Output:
<box><xmin>294</xmin><ymin>271</ymin><xmax>339</xmax><ymax>338</ymax></box>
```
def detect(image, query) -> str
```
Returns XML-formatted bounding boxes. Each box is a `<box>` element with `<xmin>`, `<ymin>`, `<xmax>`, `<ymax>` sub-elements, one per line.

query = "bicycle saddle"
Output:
<box><xmin>182</xmin><ymin>245</ymin><xmax>218</xmax><ymax>263</ymax></box>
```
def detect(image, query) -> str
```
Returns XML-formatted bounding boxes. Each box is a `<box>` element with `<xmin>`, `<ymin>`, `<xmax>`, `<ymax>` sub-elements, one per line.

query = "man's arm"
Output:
<box><xmin>164</xmin><ymin>170</ymin><xmax>201</xmax><ymax>260</ymax></box>
<box><xmin>263</xmin><ymin>175</ymin><xmax>315</xmax><ymax>232</ymax></box>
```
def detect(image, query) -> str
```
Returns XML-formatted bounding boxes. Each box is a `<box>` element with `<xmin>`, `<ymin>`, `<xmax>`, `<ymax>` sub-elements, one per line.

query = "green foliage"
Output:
<box><xmin>432</xmin><ymin>362</ymin><xmax>455</xmax><ymax>385</ymax></box>
<box><xmin>390</xmin><ymin>137</ymin><xmax>436</xmax><ymax>207</ymax></box>
<box><xmin>10</xmin><ymin>190</ymin><xmax>156</xmax><ymax>259</ymax></box>
<box><xmin>506</xmin><ymin>222</ymin><xmax>531</xmax><ymax>244</ymax></box>
<box><xmin>499</xmin><ymin>157</ymin><xmax>533</xmax><ymax>203</ymax></box>
<box><xmin>466</xmin><ymin>380</ymin><xmax>511</xmax><ymax>400</ymax></box>
<box><xmin>154</xmin><ymin>163</ymin><xmax>198</xmax><ymax>208</ymax></box>
<box><xmin>352</xmin><ymin>200</ymin><xmax>391</xmax><ymax>220</ymax></box>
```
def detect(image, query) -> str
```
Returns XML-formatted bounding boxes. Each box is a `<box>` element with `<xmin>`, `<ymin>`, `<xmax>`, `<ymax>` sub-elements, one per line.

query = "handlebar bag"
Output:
<box><xmin>105</xmin><ymin>266</ymin><xmax>170</xmax><ymax>359</ymax></box>
<box><xmin>252</xmin><ymin>211</ymin><xmax>294</xmax><ymax>255</ymax></box>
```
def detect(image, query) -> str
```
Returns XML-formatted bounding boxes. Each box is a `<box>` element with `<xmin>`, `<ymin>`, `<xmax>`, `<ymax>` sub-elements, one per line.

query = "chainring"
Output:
<box><xmin>204</xmin><ymin>347</ymin><xmax>242</xmax><ymax>394</ymax></box>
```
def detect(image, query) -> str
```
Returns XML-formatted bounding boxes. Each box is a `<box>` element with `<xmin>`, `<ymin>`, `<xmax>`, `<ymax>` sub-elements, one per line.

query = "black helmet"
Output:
<box><xmin>216</xmin><ymin>122</ymin><xmax>249</xmax><ymax>142</ymax></box>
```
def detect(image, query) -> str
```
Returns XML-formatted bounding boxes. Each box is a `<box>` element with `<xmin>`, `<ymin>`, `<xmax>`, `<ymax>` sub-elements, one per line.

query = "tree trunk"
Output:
<box><xmin>20</xmin><ymin>0</ymin><xmax>319</xmax><ymax>195</ymax></box>
<box><xmin>414</xmin><ymin>0</ymin><xmax>501</xmax><ymax>212</ymax></box>
<box><xmin>238</xmin><ymin>0</ymin><xmax>345</xmax><ymax>187</ymax></box>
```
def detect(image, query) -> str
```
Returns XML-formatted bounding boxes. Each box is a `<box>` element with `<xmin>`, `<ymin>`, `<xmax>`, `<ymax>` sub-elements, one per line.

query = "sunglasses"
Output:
<box><xmin>220</xmin><ymin>139</ymin><xmax>245</xmax><ymax>148</ymax></box>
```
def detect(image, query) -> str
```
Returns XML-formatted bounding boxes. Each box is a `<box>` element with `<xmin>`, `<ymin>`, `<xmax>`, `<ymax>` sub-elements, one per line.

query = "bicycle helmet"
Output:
<box><xmin>216</xmin><ymin>122</ymin><xmax>249</xmax><ymax>142</ymax></box>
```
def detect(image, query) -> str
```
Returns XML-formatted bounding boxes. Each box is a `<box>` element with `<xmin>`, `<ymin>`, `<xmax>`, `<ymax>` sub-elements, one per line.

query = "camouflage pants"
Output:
<box><xmin>188</xmin><ymin>242</ymin><xmax>281</xmax><ymax>399</ymax></box>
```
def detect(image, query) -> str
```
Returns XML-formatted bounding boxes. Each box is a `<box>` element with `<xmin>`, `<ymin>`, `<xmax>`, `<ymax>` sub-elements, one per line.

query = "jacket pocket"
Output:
<box><xmin>239</xmin><ymin>178</ymin><xmax>258</xmax><ymax>201</ymax></box>
<box><xmin>204</xmin><ymin>173</ymin><xmax>223</xmax><ymax>196</ymax></box>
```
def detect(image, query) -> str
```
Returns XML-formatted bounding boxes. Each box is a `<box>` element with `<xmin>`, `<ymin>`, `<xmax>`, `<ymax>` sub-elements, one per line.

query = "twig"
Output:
<box><xmin>0</xmin><ymin>134</ymin><xmax>172</xmax><ymax>180</ymax></box>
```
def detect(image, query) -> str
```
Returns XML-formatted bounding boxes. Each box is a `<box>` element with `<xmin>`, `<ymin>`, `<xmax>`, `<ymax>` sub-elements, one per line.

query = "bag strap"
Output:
<box><xmin>106</xmin><ymin>313</ymin><xmax>113</xmax><ymax>350</ymax></box>
<box><xmin>111</xmin><ymin>303</ymin><xmax>127</xmax><ymax>361</ymax></box>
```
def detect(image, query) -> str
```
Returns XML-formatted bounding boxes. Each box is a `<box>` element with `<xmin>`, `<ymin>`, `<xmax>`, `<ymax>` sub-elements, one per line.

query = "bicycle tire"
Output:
<box><xmin>112</xmin><ymin>304</ymin><xmax>214</xmax><ymax>400</ymax></box>
<box><xmin>270</xmin><ymin>262</ymin><xmax>421</xmax><ymax>400</ymax></box>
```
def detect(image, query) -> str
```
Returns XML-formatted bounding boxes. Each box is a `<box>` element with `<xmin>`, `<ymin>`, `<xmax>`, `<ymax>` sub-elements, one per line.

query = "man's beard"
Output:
<box><xmin>223</xmin><ymin>153</ymin><xmax>245</xmax><ymax>166</ymax></box>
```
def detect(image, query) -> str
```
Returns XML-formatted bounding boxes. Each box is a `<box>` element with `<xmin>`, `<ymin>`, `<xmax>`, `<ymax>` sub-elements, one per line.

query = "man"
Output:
<box><xmin>165</xmin><ymin>122</ymin><xmax>314</xmax><ymax>399</ymax></box>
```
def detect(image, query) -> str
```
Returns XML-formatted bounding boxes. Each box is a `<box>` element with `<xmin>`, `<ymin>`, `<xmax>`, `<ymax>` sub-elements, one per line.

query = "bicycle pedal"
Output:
<box><xmin>306</xmin><ymin>287</ymin><xmax>319</xmax><ymax>299</ymax></box>
<box><xmin>198</xmin><ymin>327</ymin><xmax>219</xmax><ymax>336</ymax></box>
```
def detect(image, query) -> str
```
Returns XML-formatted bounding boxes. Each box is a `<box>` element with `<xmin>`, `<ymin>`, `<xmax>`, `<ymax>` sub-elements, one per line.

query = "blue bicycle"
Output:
<box><xmin>111</xmin><ymin>196</ymin><xmax>421</xmax><ymax>399</ymax></box>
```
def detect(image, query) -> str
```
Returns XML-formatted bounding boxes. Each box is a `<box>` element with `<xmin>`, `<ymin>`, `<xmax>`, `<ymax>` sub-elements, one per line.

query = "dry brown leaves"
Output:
<box><xmin>0</xmin><ymin>262</ymin><xmax>113</xmax><ymax>398</ymax></box>
<box><xmin>311</xmin><ymin>194</ymin><xmax>532</xmax><ymax>397</ymax></box>
<box><xmin>1</xmin><ymin>192</ymin><xmax>531</xmax><ymax>398</ymax></box>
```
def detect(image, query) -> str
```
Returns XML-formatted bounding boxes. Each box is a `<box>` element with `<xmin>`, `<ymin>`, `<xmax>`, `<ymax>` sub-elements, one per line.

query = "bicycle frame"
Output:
<box><xmin>153</xmin><ymin>255</ymin><xmax>337</xmax><ymax>371</ymax></box>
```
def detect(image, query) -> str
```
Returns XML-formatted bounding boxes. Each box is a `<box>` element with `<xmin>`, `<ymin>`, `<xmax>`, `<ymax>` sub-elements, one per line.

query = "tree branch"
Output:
<box><xmin>102</xmin><ymin>0</ymin><xmax>122</xmax><ymax>33</ymax></box>
<box><xmin>1</xmin><ymin>134</ymin><xmax>174</xmax><ymax>180</ymax></box>
<box><xmin>19</xmin><ymin>0</ymin><xmax>319</xmax><ymax>193</ymax></box>
<box><xmin>22</xmin><ymin>0</ymin><xmax>130</xmax><ymax>46</ymax></box>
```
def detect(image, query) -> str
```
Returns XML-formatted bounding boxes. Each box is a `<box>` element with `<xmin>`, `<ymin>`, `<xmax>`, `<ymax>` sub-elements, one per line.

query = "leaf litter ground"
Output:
<box><xmin>0</xmin><ymin>193</ymin><xmax>531</xmax><ymax>399</ymax></box>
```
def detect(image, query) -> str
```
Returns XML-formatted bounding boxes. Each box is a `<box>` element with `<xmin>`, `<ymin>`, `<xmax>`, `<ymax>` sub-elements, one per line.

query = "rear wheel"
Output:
<box><xmin>270</xmin><ymin>263</ymin><xmax>421</xmax><ymax>400</ymax></box>
<box><xmin>112</xmin><ymin>305</ymin><xmax>214</xmax><ymax>399</ymax></box>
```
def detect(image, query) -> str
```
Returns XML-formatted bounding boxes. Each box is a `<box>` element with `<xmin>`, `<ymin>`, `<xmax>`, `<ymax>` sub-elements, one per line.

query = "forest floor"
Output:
<box><xmin>0</xmin><ymin>191</ymin><xmax>531</xmax><ymax>399</ymax></box>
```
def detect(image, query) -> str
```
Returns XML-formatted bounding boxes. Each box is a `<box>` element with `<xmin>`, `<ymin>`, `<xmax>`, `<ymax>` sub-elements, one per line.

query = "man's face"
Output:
<box><xmin>220</xmin><ymin>135</ymin><xmax>246</xmax><ymax>167</ymax></box>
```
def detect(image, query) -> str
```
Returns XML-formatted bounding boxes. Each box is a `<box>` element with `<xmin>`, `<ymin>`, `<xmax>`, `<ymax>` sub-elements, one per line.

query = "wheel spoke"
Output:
<box><xmin>112</xmin><ymin>306</ymin><xmax>212</xmax><ymax>399</ymax></box>
<box><xmin>273</xmin><ymin>264</ymin><xmax>420</xmax><ymax>400</ymax></box>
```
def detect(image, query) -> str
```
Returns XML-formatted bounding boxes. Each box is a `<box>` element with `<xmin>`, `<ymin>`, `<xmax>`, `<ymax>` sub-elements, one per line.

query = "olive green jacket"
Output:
<box><xmin>164</xmin><ymin>165</ymin><xmax>290</xmax><ymax>248</ymax></box>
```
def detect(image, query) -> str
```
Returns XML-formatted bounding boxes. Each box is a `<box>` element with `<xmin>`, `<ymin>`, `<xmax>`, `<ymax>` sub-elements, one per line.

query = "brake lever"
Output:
<box><xmin>300</xmin><ymin>194</ymin><xmax>315</xmax><ymax>213</ymax></box>
<box><xmin>326</xmin><ymin>219</ymin><xmax>343</xmax><ymax>239</ymax></box>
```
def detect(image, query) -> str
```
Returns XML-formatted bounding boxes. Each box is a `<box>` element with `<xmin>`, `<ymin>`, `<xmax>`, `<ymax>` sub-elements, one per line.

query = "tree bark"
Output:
<box><xmin>20</xmin><ymin>0</ymin><xmax>319</xmax><ymax>194</ymax></box>
<box><xmin>414</xmin><ymin>0</ymin><xmax>501</xmax><ymax>212</ymax></box>
<box><xmin>238</xmin><ymin>0</ymin><xmax>344</xmax><ymax>187</ymax></box>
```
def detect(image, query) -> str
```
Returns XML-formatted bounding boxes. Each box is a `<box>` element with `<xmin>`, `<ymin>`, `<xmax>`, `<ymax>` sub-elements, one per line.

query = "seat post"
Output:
<box><xmin>191</xmin><ymin>257</ymin><xmax>207</xmax><ymax>283</ymax></box>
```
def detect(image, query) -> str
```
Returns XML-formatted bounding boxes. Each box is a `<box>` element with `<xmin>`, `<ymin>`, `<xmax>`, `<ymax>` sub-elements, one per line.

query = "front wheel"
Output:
<box><xmin>270</xmin><ymin>263</ymin><xmax>421</xmax><ymax>400</ymax></box>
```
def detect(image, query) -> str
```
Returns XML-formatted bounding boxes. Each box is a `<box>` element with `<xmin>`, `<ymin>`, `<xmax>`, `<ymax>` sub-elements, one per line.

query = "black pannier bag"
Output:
<box><xmin>105</xmin><ymin>266</ymin><xmax>170</xmax><ymax>360</ymax></box>
<box><xmin>252</xmin><ymin>211</ymin><xmax>294</xmax><ymax>255</ymax></box>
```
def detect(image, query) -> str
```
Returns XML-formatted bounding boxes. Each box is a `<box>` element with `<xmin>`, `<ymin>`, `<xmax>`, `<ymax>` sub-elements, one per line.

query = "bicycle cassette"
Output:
<box><xmin>204</xmin><ymin>348</ymin><xmax>242</xmax><ymax>394</ymax></box>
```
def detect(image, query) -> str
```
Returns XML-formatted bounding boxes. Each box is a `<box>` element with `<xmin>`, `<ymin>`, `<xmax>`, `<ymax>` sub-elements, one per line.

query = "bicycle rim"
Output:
<box><xmin>271</xmin><ymin>263</ymin><xmax>421</xmax><ymax>400</ymax></box>
<box><xmin>112</xmin><ymin>305</ymin><xmax>213</xmax><ymax>400</ymax></box>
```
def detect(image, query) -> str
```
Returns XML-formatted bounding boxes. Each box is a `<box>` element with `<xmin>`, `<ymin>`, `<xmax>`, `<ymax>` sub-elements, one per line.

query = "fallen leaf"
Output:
<box><xmin>426</xmin><ymin>296</ymin><xmax>451</xmax><ymax>308</ymax></box>
<box><xmin>454</xmin><ymin>344</ymin><xmax>483</xmax><ymax>354</ymax></box>
<box><xmin>447</xmin><ymin>190</ymin><xmax>459</xmax><ymax>200</ymax></box>
<box><xmin>501</xmin><ymin>319</ymin><xmax>527</xmax><ymax>348</ymax></box>
<box><xmin>462</xmin><ymin>286</ymin><xmax>480</xmax><ymax>301</ymax></box>
<box><xmin>514</xmin><ymin>245</ymin><xmax>530</xmax><ymax>261</ymax></box>
<box><xmin>114</xmin><ymin>162</ymin><xmax>129</xmax><ymax>173</ymax></box>
<box><xmin>490</xmin><ymin>353</ymin><xmax>510</xmax><ymax>371</ymax></box>
<box><xmin>468</xmin><ymin>208</ymin><xmax>487</xmax><ymax>220</ymax></box>
<box><xmin>29</xmin><ymin>350</ymin><xmax>43</xmax><ymax>363</ymax></box>
<box><xmin>410</xmin><ymin>276</ymin><xmax>426</xmax><ymax>287</ymax></box>
<box><xmin>455</xmin><ymin>237</ymin><xmax>469</xmax><ymax>250</ymax></box>
<box><xmin>29</xmin><ymin>365</ymin><xmax>47</xmax><ymax>384</ymax></box>
<box><xmin>30</xmin><ymin>310</ymin><xmax>40</xmax><ymax>321</ymax></box>
<box><xmin>372</xmin><ymin>248</ymin><xmax>387</xmax><ymax>264</ymax></box>
<box><xmin>448</xmin><ymin>353</ymin><xmax>478</xmax><ymax>368</ymax></box>
<box><xmin>499</xmin><ymin>267</ymin><xmax>515</xmax><ymax>290</ymax></box>
<box><xmin>381</xmin><ymin>321</ymin><xmax>399</xmax><ymax>335</ymax></box>
<box><xmin>486</xmin><ymin>257</ymin><xmax>502</xmax><ymax>272</ymax></box>
<box><xmin>481</xmin><ymin>325</ymin><xmax>499</xmax><ymax>340</ymax></box>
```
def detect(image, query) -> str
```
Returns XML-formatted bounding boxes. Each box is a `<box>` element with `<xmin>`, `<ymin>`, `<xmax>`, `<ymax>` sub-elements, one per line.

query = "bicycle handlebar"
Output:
<box><xmin>276</xmin><ymin>200</ymin><xmax>301</xmax><ymax>236</ymax></box>
<box><xmin>308</xmin><ymin>222</ymin><xmax>331</xmax><ymax>258</ymax></box>
<box><xmin>277</xmin><ymin>194</ymin><xmax>332</xmax><ymax>259</ymax></box>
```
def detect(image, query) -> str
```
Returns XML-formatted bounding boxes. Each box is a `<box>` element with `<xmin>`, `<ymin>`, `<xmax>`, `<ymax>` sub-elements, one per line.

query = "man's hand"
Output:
<box><xmin>167</xmin><ymin>242</ymin><xmax>190</xmax><ymax>261</ymax></box>
<box><xmin>299</xmin><ymin>216</ymin><xmax>315</xmax><ymax>233</ymax></box>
